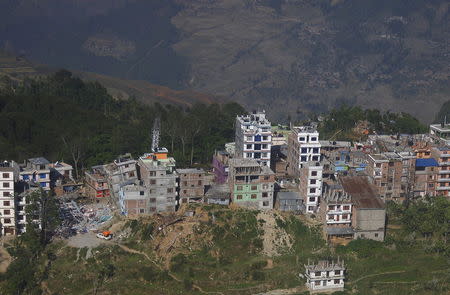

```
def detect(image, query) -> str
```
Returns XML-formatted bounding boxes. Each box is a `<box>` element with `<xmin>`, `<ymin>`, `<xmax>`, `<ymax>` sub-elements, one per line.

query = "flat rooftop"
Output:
<box><xmin>176</xmin><ymin>168</ymin><xmax>206</xmax><ymax>174</ymax></box>
<box><xmin>340</xmin><ymin>176</ymin><xmax>384</xmax><ymax>209</ymax></box>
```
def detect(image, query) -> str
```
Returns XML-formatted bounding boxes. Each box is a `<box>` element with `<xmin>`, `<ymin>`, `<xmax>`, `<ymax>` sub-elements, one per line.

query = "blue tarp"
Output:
<box><xmin>416</xmin><ymin>158</ymin><xmax>438</xmax><ymax>167</ymax></box>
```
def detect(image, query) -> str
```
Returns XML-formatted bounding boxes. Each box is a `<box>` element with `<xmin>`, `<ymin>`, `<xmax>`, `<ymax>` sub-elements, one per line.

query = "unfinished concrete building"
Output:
<box><xmin>138</xmin><ymin>148</ymin><xmax>177</xmax><ymax>213</ymax></box>
<box><xmin>228</xmin><ymin>158</ymin><xmax>275</xmax><ymax>209</ymax></box>
<box><xmin>305</xmin><ymin>259</ymin><xmax>345</xmax><ymax>293</ymax></box>
<box><xmin>85</xmin><ymin>166</ymin><xmax>110</xmax><ymax>199</ymax></box>
<box><xmin>414</xmin><ymin>158</ymin><xmax>438</xmax><ymax>197</ymax></box>
<box><xmin>431</xmin><ymin>146</ymin><xmax>450</xmax><ymax>198</ymax></box>
<box><xmin>235</xmin><ymin>111</ymin><xmax>272</xmax><ymax>166</ymax></box>
<box><xmin>277</xmin><ymin>191</ymin><xmax>304</xmax><ymax>212</ymax></box>
<box><xmin>176</xmin><ymin>168</ymin><xmax>211</xmax><ymax>204</ymax></box>
<box><xmin>104</xmin><ymin>153</ymin><xmax>138</xmax><ymax>198</ymax></box>
<box><xmin>320</xmin><ymin>184</ymin><xmax>353</xmax><ymax>242</ymax></box>
<box><xmin>367</xmin><ymin>152</ymin><xmax>416</xmax><ymax>202</ymax></box>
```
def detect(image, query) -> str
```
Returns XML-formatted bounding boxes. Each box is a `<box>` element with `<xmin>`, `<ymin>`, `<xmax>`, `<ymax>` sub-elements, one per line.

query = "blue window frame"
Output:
<box><xmin>22</xmin><ymin>174</ymin><xmax>29</xmax><ymax>180</ymax></box>
<box><xmin>39</xmin><ymin>173</ymin><xmax>47</xmax><ymax>179</ymax></box>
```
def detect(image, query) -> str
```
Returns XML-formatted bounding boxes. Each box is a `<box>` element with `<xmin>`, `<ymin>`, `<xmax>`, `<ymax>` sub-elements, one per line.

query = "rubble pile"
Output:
<box><xmin>57</xmin><ymin>201</ymin><xmax>113</xmax><ymax>238</ymax></box>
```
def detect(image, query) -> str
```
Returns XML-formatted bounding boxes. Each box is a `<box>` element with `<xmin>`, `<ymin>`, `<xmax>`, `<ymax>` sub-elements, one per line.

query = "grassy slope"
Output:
<box><xmin>38</xmin><ymin>206</ymin><xmax>450</xmax><ymax>295</ymax></box>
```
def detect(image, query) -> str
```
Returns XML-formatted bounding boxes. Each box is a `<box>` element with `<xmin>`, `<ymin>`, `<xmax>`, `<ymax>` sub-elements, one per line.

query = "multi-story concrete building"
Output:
<box><xmin>431</xmin><ymin>146</ymin><xmax>450</xmax><ymax>197</ymax></box>
<box><xmin>176</xmin><ymin>168</ymin><xmax>211</xmax><ymax>204</ymax></box>
<box><xmin>430</xmin><ymin>123</ymin><xmax>450</xmax><ymax>145</ymax></box>
<box><xmin>287</xmin><ymin>125</ymin><xmax>321</xmax><ymax>177</ymax></box>
<box><xmin>235</xmin><ymin>111</ymin><xmax>272</xmax><ymax>166</ymax></box>
<box><xmin>366</xmin><ymin>152</ymin><xmax>416</xmax><ymax>202</ymax></box>
<box><xmin>118</xmin><ymin>182</ymin><xmax>149</xmax><ymax>215</ymax></box>
<box><xmin>341</xmin><ymin>176</ymin><xmax>386</xmax><ymax>241</ymax></box>
<box><xmin>414</xmin><ymin>158</ymin><xmax>438</xmax><ymax>197</ymax></box>
<box><xmin>104</xmin><ymin>153</ymin><xmax>138</xmax><ymax>198</ymax></box>
<box><xmin>320</xmin><ymin>185</ymin><xmax>353</xmax><ymax>242</ymax></box>
<box><xmin>0</xmin><ymin>161</ymin><xmax>19</xmax><ymax>236</ymax></box>
<box><xmin>305</xmin><ymin>260</ymin><xmax>345</xmax><ymax>293</ymax></box>
<box><xmin>299</xmin><ymin>162</ymin><xmax>323</xmax><ymax>213</ymax></box>
<box><xmin>228</xmin><ymin>158</ymin><xmax>275</xmax><ymax>209</ymax></box>
<box><xmin>138</xmin><ymin>148</ymin><xmax>177</xmax><ymax>213</ymax></box>
<box><xmin>19</xmin><ymin>157</ymin><xmax>52</xmax><ymax>191</ymax></box>
<box><xmin>84</xmin><ymin>166</ymin><xmax>110</xmax><ymax>199</ymax></box>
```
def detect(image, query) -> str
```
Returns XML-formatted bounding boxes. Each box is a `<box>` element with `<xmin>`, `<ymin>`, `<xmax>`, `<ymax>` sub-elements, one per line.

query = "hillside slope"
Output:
<box><xmin>1</xmin><ymin>0</ymin><xmax>448</xmax><ymax>122</ymax></box>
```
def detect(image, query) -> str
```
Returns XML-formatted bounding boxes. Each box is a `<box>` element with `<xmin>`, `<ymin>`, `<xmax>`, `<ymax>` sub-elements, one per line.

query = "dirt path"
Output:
<box><xmin>257</xmin><ymin>211</ymin><xmax>292</xmax><ymax>257</ymax></box>
<box><xmin>349</xmin><ymin>270</ymin><xmax>406</xmax><ymax>284</ymax></box>
<box><xmin>254</xmin><ymin>286</ymin><xmax>307</xmax><ymax>295</ymax></box>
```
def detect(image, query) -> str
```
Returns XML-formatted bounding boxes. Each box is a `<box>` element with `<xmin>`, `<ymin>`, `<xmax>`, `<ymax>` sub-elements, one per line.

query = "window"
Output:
<box><xmin>2</xmin><ymin>173</ymin><xmax>9</xmax><ymax>178</ymax></box>
<box><xmin>4</xmin><ymin>210</ymin><xmax>10</xmax><ymax>215</ymax></box>
<box><xmin>263</xmin><ymin>201</ymin><xmax>269</xmax><ymax>206</ymax></box>
<box><xmin>149</xmin><ymin>171</ymin><xmax>156</xmax><ymax>176</ymax></box>
<box><xmin>22</xmin><ymin>174</ymin><xmax>29</xmax><ymax>180</ymax></box>
<box><xmin>251</xmin><ymin>194</ymin><xmax>257</xmax><ymax>199</ymax></box>
<box><xmin>315</xmin><ymin>272</ymin><xmax>321</xmax><ymax>277</ymax></box>
<box><xmin>374</xmin><ymin>233</ymin><xmax>379</xmax><ymax>238</ymax></box>
<box><xmin>251</xmin><ymin>185</ymin><xmax>257</xmax><ymax>190</ymax></box>
<box><xmin>39</xmin><ymin>173</ymin><xmax>47</xmax><ymax>179</ymax></box>
<box><xmin>4</xmin><ymin>218</ymin><xmax>10</xmax><ymax>224</ymax></box>
<box><xmin>342</xmin><ymin>214</ymin><xmax>348</xmax><ymax>219</ymax></box>
<box><xmin>343</xmin><ymin>205</ymin><xmax>350</xmax><ymax>210</ymax></box>
<box><xmin>312</xmin><ymin>148</ymin><xmax>319</xmax><ymax>153</ymax></box>
<box><xmin>262</xmin><ymin>192</ymin><xmax>268</xmax><ymax>198</ymax></box>
<box><xmin>309</xmin><ymin>197</ymin><xmax>315</xmax><ymax>202</ymax></box>
<box><xmin>129</xmin><ymin>171</ymin><xmax>135</xmax><ymax>177</ymax></box>
<box><xmin>40</xmin><ymin>182</ymin><xmax>47</xmax><ymax>188</ymax></box>
<box><xmin>246</xmin><ymin>144</ymin><xmax>252</xmax><ymax>149</ymax></box>
<box><xmin>334</xmin><ymin>279</ymin><xmax>340</xmax><ymax>284</ymax></box>
<box><xmin>183</xmin><ymin>181</ymin><xmax>188</xmax><ymax>186</ymax></box>
<box><xmin>311</xmin><ymin>137</ymin><xmax>317</xmax><ymax>142</ymax></box>
<box><xmin>262</xmin><ymin>184</ymin><xmax>269</xmax><ymax>189</ymax></box>
<box><xmin>3</xmin><ymin>201</ymin><xmax>10</xmax><ymax>206</ymax></box>
<box><xmin>299</xmin><ymin>137</ymin><xmax>305</xmax><ymax>142</ymax></box>
<box><xmin>167</xmin><ymin>188</ymin><xmax>173</xmax><ymax>193</ymax></box>
<box><xmin>264</xmin><ymin>176</ymin><xmax>269</xmax><ymax>180</ymax></box>
<box><xmin>237</xmin><ymin>186</ymin><xmax>243</xmax><ymax>191</ymax></box>
<box><xmin>328</xmin><ymin>205</ymin><xmax>334</xmax><ymax>210</ymax></box>
<box><xmin>301</xmin><ymin>156</ymin><xmax>307</xmax><ymax>162</ymax></box>
<box><xmin>150</xmin><ymin>207</ymin><xmax>156</xmax><ymax>212</ymax></box>
<box><xmin>262</xmin><ymin>136</ymin><xmax>268</xmax><ymax>141</ymax></box>
<box><xmin>314</xmin><ymin>281</ymin><xmax>320</xmax><ymax>286</ymax></box>
<box><xmin>149</xmin><ymin>198</ymin><xmax>156</xmax><ymax>203</ymax></box>
<box><xmin>310</xmin><ymin>179</ymin><xmax>316</xmax><ymax>184</ymax></box>
<box><xmin>2</xmin><ymin>182</ymin><xmax>10</xmax><ymax>188</ymax></box>
<box><xmin>247</xmin><ymin>136</ymin><xmax>253</xmax><ymax>141</ymax></box>
<box><xmin>262</xmin><ymin>144</ymin><xmax>268</xmax><ymax>149</ymax></box>
<box><xmin>198</xmin><ymin>180</ymin><xmax>202</xmax><ymax>186</ymax></box>
<box><xmin>3</xmin><ymin>192</ymin><xmax>9</xmax><ymax>197</ymax></box>
<box><xmin>389</xmin><ymin>162</ymin><xmax>394</xmax><ymax>167</ymax></box>
<box><xmin>236</xmin><ymin>195</ymin><xmax>243</xmax><ymax>200</ymax></box>
<box><xmin>311</xmin><ymin>171</ymin><xmax>317</xmax><ymax>176</ymax></box>
<box><xmin>301</xmin><ymin>148</ymin><xmax>308</xmax><ymax>154</ymax></box>
<box><xmin>309</xmin><ymin>188</ymin><xmax>316</xmax><ymax>193</ymax></box>
<box><xmin>183</xmin><ymin>190</ymin><xmax>187</xmax><ymax>194</ymax></box>
<box><xmin>335</xmin><ymin>270</ymin><xmax>341</xmax><ymax>275</ymax></box>
<box><xmin>312</xmin><ymin>156</ymin><xmax>319</xmax><ymax>161</ymax></box>
<box><xmin>139</xmin><ymin>209</ymin><xmax>145</xmax><ymax>213</ymax></box>
<box><xmin>376</xmin><ymin>163</ymin><xmax>381</xmax><ymax>168</ymax></box>
<box><xmin>150</xmin><ymin>179</ymin><xmax>156</xmax><ymax>185</ymax></box>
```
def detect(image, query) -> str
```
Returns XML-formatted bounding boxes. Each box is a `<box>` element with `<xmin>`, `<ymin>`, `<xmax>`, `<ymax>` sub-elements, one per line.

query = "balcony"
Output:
<box><xmin>436</xmin><ymin>186</ymin><xmax>450</xmax><ymax>191</ymax></box>
<box><xmin>439</xmin><ymin>170</ymin><xmax>450</xmax><ymax>174</ymax></box>
<box><xmin>437</xmin><ymin>178</ymin><xmax>450</xmax><ymax>182</ymax></box>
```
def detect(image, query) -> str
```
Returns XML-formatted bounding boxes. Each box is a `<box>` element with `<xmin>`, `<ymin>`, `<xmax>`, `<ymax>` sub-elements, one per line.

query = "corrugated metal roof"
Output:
<box><xmin>415</xmin><ymin>158</ymin><xmax>438</xmax><ymax>167</ymax></box>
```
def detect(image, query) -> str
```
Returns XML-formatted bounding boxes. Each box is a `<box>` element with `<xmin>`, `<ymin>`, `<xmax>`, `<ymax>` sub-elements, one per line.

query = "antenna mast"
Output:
<box><xmin>151</xmin><ymin>117</ymin><xmax>160</xmax><ymax>152</ymax></box>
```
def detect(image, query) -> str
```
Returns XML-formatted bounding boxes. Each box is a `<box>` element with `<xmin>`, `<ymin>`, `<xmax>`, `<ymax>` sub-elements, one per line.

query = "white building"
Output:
<box><xmin>287</xmin><ymin>125</ymin><xmax>321</xmax><ymax>177</ymax></box>
<box><xmin>235</xmin><ymin>111</ymin><xmax>272</xmax><ymax>166</ymax></box>
<box><xmin>0</xmin><ymin>161</ymin><xmax>19</xmax><ymax>236</ymax></box>
<box><xmin>305</xmin><ymin>260</ymin><xmax>345</xmax><ymax>293</ymax></box>
<box><xmin>299</xmin><ymin>162</ymin><xmax>323</xmax><ymax>213</ymax></box>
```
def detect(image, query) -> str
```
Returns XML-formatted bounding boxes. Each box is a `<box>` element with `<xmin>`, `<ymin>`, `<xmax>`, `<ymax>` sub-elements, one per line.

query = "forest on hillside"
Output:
<box><xmin>0</xmin><ymin>71</ymin><xmax>245</xmax><ymax>177</ymax></box>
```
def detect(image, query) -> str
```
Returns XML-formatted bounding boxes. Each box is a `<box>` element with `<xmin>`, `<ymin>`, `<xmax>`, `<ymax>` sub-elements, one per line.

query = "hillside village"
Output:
<box><xmin>1</xmin><ymin>110</ymin><xmax>450</xmax><ymax>294</ymax></box>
